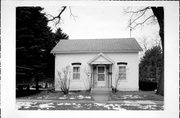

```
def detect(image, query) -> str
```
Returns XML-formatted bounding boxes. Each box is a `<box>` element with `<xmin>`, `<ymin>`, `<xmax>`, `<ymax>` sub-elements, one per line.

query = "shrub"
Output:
<box><xmin>139</xmin><ymin>81</ymin><xmax>157</xmax><ymax>91</ymax></box>
<box><xmin>83</xmin><ymin>68</ymin><xmax>92</xmax><ymax>92</ymax></box>
<box><xmin>57</xmin><ymin>66</ymin><xmax>71</xmax><ymax>94</ymax></box>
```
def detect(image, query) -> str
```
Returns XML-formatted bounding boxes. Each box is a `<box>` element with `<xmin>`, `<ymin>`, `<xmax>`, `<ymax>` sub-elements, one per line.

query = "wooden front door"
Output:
<box><xmin>96</xmin><ymin>65</ymin><xmax>106</xmax><ymax>87</ymax></box>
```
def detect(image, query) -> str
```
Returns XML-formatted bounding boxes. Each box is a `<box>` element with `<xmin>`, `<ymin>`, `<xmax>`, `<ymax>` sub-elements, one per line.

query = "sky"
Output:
<box><xmin>42</xmin><ymin>6</ymin><xmax>161</xmax><ymax>54</ymax></box>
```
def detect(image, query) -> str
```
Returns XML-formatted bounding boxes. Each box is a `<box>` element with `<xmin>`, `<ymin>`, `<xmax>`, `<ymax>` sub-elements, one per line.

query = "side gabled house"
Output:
<box><xmin>51</xmin><ymin>38</ymin><xmax>143</xmax><ymax>91</ymax></box>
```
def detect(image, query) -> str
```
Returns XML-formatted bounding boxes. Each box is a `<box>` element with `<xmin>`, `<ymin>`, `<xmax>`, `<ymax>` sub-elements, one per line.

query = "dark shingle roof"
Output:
<box><xmin>51</xmin><ymin>38</ymin><xmax>143</xmax><ymax>53</ymax></box>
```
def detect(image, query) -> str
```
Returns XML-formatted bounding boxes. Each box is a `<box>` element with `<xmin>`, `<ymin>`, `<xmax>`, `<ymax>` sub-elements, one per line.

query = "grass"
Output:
<box><xmin>109</xmin><ymin>91</ymin><xmax>164</xmax><ymax>101</ymax></box>
<box><xmin>16</xmin><ymin>90</ymin><xmax>164</xmax><ymax>110</ymax></box>
<box><xmin>17</xmin><ymin>90</ymin><xmax>93</xmax><ymax>101</ymax></box>
<box><xmin>17</xmin><ymin>102</ymin><xmax>164</xmax><ymax>110</ymax></box>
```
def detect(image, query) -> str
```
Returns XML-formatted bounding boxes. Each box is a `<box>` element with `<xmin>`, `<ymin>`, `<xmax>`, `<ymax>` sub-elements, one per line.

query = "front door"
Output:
<box><xmin>97</xmin><ymin>65</ymin><xmax>106</xmax><ymax>87</ymax></box>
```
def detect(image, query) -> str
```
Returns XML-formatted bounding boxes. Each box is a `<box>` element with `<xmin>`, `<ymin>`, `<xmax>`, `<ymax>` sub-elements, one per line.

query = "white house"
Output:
<box><xmin>51</xmin><ymin>38</ymin><xmax>143</xmax><ymax>91</ymax></box>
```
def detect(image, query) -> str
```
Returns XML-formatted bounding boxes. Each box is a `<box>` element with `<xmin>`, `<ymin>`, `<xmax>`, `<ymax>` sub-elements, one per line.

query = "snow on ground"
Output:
<box><xmin>58</xmin><ymin>95</ymin><xmax>67</xmax><ymax>99</ymax></box>
<box><xmin>16</xmin><ymin>102</ymin><xmax>37</xmax><ymax>109</ymax></box>
<box><xmin>94</xmin><ymin>103</ymin><xmax>126</xmax><ymax>110</ymax></box>
<box><xmin>124</xmin><ymin>100</ymin><xmax>156</xmax><ymax>104</ymax></box>
<box><xmin>16</xmin><ymin>102</ymin><xmax>163</xmax><ymax>110</ymax></box>
<box><xmin>76</xmin><ymin>95</ymin><xmax>91</xmax><ymax>99</ymax></box>
<box><xmin>39</xmin><ymin>103</ymin><xmax>55</xmax><ymax>109</ymax></box>
<box><xmin>118</xmin><ymin>95</ymin><xmax>146</xmax><ymax>99</ymax></box>
<box><xmin>56</xmin><ymin>94</ymin><xmax>92</xmax><ymax>100</ymax></box>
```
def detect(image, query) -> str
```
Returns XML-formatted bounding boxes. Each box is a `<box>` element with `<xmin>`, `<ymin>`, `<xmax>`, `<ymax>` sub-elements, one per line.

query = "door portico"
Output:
<box><xmin>88</xmin><ymin>53</ymin><xmax>114</xmax><ymax>89</ymax></box>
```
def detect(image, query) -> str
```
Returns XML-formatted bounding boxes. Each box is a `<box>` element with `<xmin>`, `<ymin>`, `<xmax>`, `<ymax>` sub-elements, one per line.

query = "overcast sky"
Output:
<box><xmin>42</xmin><ymin>6</ymin><xmax>161</xmax><ymax>53</ymax></box>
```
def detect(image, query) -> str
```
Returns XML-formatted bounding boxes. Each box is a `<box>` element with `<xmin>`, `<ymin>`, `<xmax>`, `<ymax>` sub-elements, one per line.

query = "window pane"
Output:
<box><xmin>76</xmin><ymin>73</ymin><xmax>80</xmax><ymax>79</ymax></box>
<box><xmin>73</xmin><ymin>73</ymin><xmax>76</xmax><ymax>79</ymax></box>
<box><xmin>73</xmin><ymin>67</ymin><xmax>80</xmax><ymax>72</ymax></box>
<box><xmin>119</xmin><ymin>66</ymin><xmax>125</xmax><ymax>72</ymax></box>
<box><xmin>98</xmin><ymin>67</ymin><xmax>104</xmax><ymax>73</ymax></box>
<box><xmin>73</xmin><ymin>72</ymin><xmax>80</xmax><ymax>79</ymax></box>
<box><xmin>98</xmin><ymin>74</ymin><xmax>104</xmax><ymax>81</ymax></box>
<box><xmin>119</xmin><ymin>66</ymin><xmax>126</xmax><ymax>80</ymax></box>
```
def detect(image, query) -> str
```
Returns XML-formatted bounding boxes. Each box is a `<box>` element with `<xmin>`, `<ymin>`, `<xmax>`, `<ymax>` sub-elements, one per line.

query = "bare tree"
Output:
<box><xmin>83</xmin><ymin>68</ymin><xmax>92</xmax><ymax>92</ymax></box>
<box><xmin>125</xmin><ymin>7</ymin><xmax>164</xmax><ymax>96</ymax></box>
<box><xmin>45</xmin><ymin>6</ymin><xmax>77</xmax><ymax>30</ymax></box>
<box><xmin>57</xmin><ymin>65</ymin><xmax>71</xmax><ymax>94</ymax></box>
<box><xmin>140</xmin><ymin>36</ymin><xmax>148</xmax><ymax>52</ymax></box>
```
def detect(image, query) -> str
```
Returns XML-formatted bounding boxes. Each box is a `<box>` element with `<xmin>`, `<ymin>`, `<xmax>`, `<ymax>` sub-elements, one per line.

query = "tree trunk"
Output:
<box><xmin>151</xmin><ymin>7</ymin><xmax>164</xmax><ymax>96</ymax></box>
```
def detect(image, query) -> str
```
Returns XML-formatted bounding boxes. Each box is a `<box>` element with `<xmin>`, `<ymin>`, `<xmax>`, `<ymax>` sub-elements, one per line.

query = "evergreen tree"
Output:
<box><xmin>16</xmin><ymin>7</ymin><xmax>68</xmax><ymax>90</ymax></box>
<box><xmin>139</xmin><ymin>45</ymin><xmax>163</xmax><ymax>83</ymax></box>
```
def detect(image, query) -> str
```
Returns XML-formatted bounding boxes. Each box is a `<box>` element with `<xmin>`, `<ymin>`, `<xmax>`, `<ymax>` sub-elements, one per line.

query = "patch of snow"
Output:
<box><xmin>94</xmin><ymin>103</ymin><xmax>105</xmax><ymax>106</ymax></box>
<box><xmin>72</xmin><ymin>103</ymin><xmax>77</xmax><ymax>105</ymax></box>
<box><xmin>57</xmin><ymin>103</ymin><xmax>64</xmax><ymax>105</ymax></box>
<box><xmin>94</xmin><ymin>103</ymin><xmax>126</xmax><ymax>110</ymax></box>
<box><xmin>16</xmin><ymin>102</ymin><xmax>37</xmax><ymax>109</ymax></box>
<box><xmin>110</xmin><ymin>104</ymin><xmax>126</xmax><ymax>110</ymax></box>
<box><xmin>77</xmin><ymin>95</ymin><xmax>84</xmax><ymax>99</ymax></box>
<box><xmin>70</xmin><ymin>97</ymin><xmax>76</xmax><ymax>99</ymax></box>
<box><xmin>124</xmin><ymin>100</ymin><xmax>156</xmax><ymax>105</ymax></box>
<box><xmin>137</xmin><ymin>104</ymin><xmax>156</xmax><ymax>110</ymax></box>
<box><xmin>58</xmin><ymin>97</ymin><xmax>67</xmax><ymax>99</ymax></box>
<box><xmin>120</xmin><ymin>95</ymin><xmax>143</xmax><ymax>99</ymax></box>
<box><xmin>73</xmin><ymin>103</ymin><xmax>82</xmax><ymax>109</ymax></box>
<box><xmin>76</xmin><ymin>95</ymin><xmax>91</xmax><ymax>99</ymax></box>
<box><xmin>64</xmin><ymin>103</ymin><xmax>71</xmax><ymax>105</ymax></box>
<box><xmin>39</xmin><ymin>103</ymin><xmax>55</xmax><ymax>109</ymax></box>
<box><xmin>84</xmin><ymin>96</ymin><xmax>91</xmax><ymax>99</ymax></box>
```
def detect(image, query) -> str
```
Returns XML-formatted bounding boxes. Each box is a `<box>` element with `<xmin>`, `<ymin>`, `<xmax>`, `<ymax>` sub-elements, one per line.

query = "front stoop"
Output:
<box><xmin>91</xmin><ymin>88</ymin><xmax>112</xmax><ymax>102</ymax></box>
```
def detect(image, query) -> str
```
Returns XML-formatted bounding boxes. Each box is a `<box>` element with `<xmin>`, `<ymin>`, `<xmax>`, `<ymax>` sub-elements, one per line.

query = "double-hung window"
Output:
<box><xmin>73</xmin><ymin>66</ymin><xmax>80</xmax><ymax>80</ymax></box>
<box><xmin>118</xmin><ymin>66</ymin><xmax>126</xmax><ymax>80</ymax></box>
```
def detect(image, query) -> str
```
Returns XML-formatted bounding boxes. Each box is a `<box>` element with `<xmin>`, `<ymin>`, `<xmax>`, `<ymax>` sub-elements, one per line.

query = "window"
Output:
<box><xmin>73</xmin><ymin>66</ymin><xmax>80</xmax><ymax>80</ymax></box>
<box><xmin>119</xmin><ymin>66</ymin><xmax>126</xmax><ymax>80</ymax></box>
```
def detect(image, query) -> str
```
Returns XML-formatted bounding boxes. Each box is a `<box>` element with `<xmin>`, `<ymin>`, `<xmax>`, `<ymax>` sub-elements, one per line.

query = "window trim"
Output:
<box><xmin>72</xmin><ymin>65</ymin><xmax>81</xmax><ymax>80</ymax></box>
<box><xmin>118</xmin><ymin>65</ymin><xmax>127</xmax><ymax>81</ymax></box>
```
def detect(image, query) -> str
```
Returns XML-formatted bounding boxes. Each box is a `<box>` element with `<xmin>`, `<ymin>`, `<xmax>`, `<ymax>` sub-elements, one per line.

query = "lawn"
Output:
<box><xmin>17</xmin><ymin>101</ymin><xmax>163</xmax><ymax>110</ymax></box>
<box><xmin>17</xmin><ymin>90</ymin><xmax>93</xmax><ymax>101</ymax></box>
<box><xmin>16</xmin><ymin>90</ymin><xmax>164</xmax><ymax>110</ymax></box>
<box><xmin>109</xmin><ymin>91</ymin><xmax>164</xmax><ymax>101</ymax></box>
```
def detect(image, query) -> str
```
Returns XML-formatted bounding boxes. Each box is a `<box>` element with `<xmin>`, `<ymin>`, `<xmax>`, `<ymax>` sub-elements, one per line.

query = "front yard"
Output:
<box><xmin>17</xmin><ymin>90</ymin><xmax>93</xmax><ymax>101</ymax></box>
<box><xmin>17</xmin><ymin>101</ymin><xmax>163</xmax><ymax>110</ymax></box>
<box><xmin>109</xmin><ymin>91</ymin><xmax>164</xmax><ymax>101</ymax></box>
<box><xmin>16</xmin><ymin>90</ymin><xmax>164</xmax><ymax>110</ymax></box>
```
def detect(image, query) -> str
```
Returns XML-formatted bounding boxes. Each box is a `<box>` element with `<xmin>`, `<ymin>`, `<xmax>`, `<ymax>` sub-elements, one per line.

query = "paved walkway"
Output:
<box><xmin>92</xmin><ymin>90</ymin><xmax>110</xmax><ymax>102</ymax></box>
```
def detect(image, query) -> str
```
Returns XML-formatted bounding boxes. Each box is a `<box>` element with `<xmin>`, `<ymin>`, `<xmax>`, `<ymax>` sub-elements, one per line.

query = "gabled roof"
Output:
<box><xmin>88</xmin><ymin>53</ymin><xmax>114</xmax><ymax>65</ymax></box>
<box><xmin>51</xmin><ymin>38</ymin><xmax>143</xmax><ymax>54</ymax></box>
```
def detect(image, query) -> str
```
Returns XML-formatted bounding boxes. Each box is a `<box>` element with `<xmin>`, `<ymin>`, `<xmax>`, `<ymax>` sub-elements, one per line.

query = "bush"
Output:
<box><xmin>139</xmin><ymin>81</ymin><xmax>157</xmax><ymax>91</ymax></box>
<box><xmin>57</xmin><ymin>66</ymin><xmax>71</xmax><ymax>94</ymax></box>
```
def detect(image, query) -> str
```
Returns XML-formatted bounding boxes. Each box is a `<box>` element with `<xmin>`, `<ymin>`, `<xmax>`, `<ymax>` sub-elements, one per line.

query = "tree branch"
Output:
<box><xmin>48</xmin><ymin>6</ymin><xmax>67</xmax><ymax>22</ymax></box>
<box><xmin>130</xmin><ymin>9</ymin><xmax>147</xmax><ymax>26</ymax></box>
<box><xmin>125</xmin><ymin>7</ymin><xmax>150</xmax><ymax>14</ymax></box>
<box><xmin>132</xmin><ymin>15</ymin><xmax>155</xmax><ymax>29</ymax></box>
<box><xmin>69</xmin><ymin>6</ymin><xmax>77</xmax><ymax>21</ymax></box>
